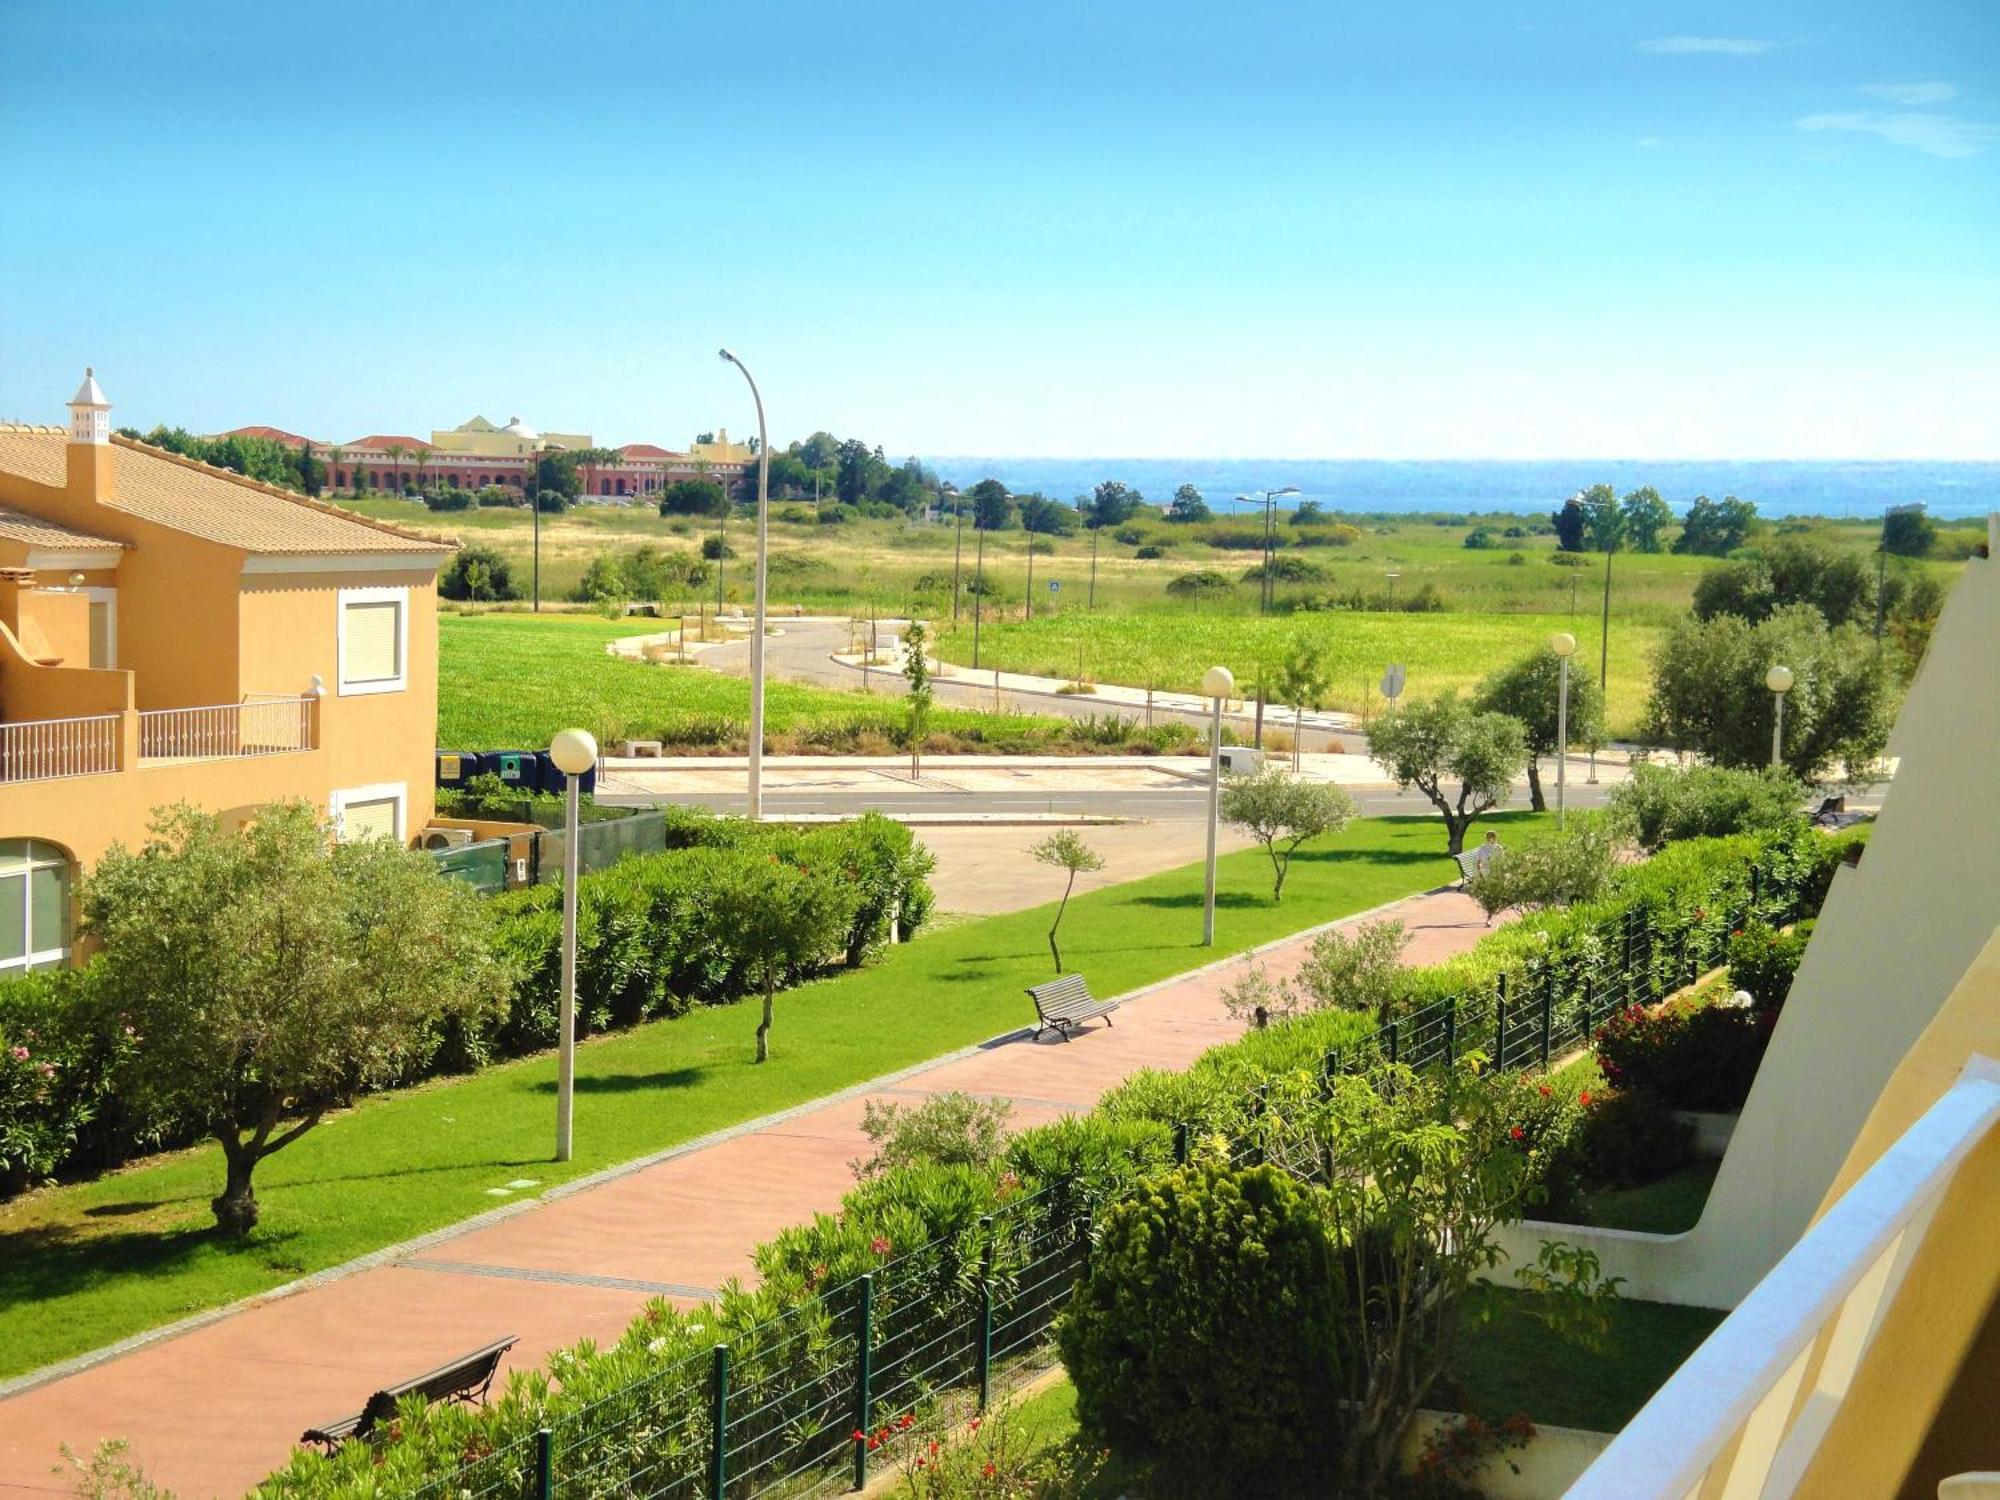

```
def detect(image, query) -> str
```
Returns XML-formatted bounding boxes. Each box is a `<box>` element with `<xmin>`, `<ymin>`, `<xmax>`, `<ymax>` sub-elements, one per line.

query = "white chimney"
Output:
<box><xmin>68</xmin><ymin>367</ymin><xmax>111</xmax><ymax>446</ymax></box>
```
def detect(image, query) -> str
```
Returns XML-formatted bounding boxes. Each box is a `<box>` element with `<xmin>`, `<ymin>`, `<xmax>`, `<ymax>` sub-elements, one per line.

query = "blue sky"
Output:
<box><xmin>1</xmin><ymin>0</ymin><xmax>1994</xmax><ymax>459</ymax></box>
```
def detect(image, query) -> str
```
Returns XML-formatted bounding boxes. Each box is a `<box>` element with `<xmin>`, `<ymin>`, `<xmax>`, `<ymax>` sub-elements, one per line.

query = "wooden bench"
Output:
<box><xmin>1026</xmin><ymin>975</ymin><xmax>1119</xmax><ymax>1040</ymax></box>
<box><xmin>301</xmin><ymin>1335</ymin><xmax>518</xmax><ymax>1453</ymax></box>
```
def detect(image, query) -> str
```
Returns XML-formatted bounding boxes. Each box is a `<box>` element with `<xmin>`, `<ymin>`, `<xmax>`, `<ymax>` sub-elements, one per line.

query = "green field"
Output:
<box><xmin>0</xmin><ymin>814</ymin><xmax>1484</xmax><ymax>1378</ymax></box>
<box><xmin>438</xmin><ymin>611</ymin><xmax>1097</xmax><ymax>752</ymax></box>
<box><xmin>371</xmin><ymin>498</ymin><xmax>1962</xmax><ymax>744</ymax></box>
<box><xmin>932</xmin><ymin>609</ymin><xmax>1666</xmax><ymax>736</ymax></box>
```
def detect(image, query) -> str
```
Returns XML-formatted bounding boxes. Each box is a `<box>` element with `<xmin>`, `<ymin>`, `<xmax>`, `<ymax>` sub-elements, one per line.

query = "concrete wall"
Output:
<box><xmin>1494</xmin><ymin>545</ymin><xmax>1999</xmax><ymax>1308</ymax></box>
<box><xmin>1399</xmin><ymin>1413</ymin><xmax>1611</xmax><ymax>1499</ymax></box>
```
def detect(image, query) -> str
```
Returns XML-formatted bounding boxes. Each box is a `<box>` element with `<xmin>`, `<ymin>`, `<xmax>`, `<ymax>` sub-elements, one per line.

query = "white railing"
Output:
<box><xmin>0</xmin><ymin>713</ymin><xmax>122</xmax><ymax>783</ymax></box>
<box><xmin>138</xmin><ymin>696</ymin><xmax>314</xmax><ymax>762</ymax></box>
<box><xmin>1568</xmin><ymin>1057</ymin><xmax>2000</xmax><ymax>1500</ymax></box>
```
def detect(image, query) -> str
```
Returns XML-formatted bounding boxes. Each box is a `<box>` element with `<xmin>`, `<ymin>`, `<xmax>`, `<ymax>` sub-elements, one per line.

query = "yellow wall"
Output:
<box><xmin>0</xmin><ymin>437</ymin><xmax>442</xmax><ymax>866</ymax></box>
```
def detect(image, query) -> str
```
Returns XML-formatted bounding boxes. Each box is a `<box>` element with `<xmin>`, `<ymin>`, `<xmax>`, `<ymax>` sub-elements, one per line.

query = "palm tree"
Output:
<box><xmin>327</xmin><ymin>445</ymin><xmax>346</xmax><ymax>494</ymax></box>
<box><xmin>384</xmin><ymin>444</ymin><xmax>408</xmax><ymax>495</ymax></box>
<box><xmin>415</xmin><ymin>447</ymin><xmax>433</xmax><ymax>496</ymax></box>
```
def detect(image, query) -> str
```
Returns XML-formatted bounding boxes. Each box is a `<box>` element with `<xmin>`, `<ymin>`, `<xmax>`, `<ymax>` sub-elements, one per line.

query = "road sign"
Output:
<box><xmin>1380</xmin><ymin>664</ymin><xmax>1407</xmax><ymax>699</ymax></box>
<box><xmin>1048</xmin><ymin>580</ymin><xmax>1061</xmax><ymax>593</ymax></box>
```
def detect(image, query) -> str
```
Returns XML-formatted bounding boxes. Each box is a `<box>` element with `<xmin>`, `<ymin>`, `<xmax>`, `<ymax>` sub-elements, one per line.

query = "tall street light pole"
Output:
<box><xmin>1766</xmin><ymin>665</ymin><xmax>1794</xmax><ymax>770</ymax></box>
<box><xmin>549</xmin><ymin>727</ymin><xmax>598</xmax><ymax>1161</ymax></box>
<box><xmin>948</xmin><ymin>485</ymin><xmax>965</xmax><ymax>623</ymax></box>
<box><xmin>1550</xmin><ymin>632</ymin><xmax>1577</xmax><ymax>829</ymax></box>
<box><xmin>719</xmin><ymin>349</ymin><xmax>772</xmax><ymax>819</ymax></box>
<box><xmin>972</xmin><ymin>523</ymin><xmax>986</xmax><ymax>669</ymax></box>
<box><xmin>1201</xmin><ymin>665</ymin><xmax>1236</xmax><ymax>946</ymax></box>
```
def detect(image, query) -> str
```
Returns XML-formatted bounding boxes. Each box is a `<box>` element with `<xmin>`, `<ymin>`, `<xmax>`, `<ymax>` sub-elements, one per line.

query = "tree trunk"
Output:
<box><xmin>1526</xmin><ymin>756</ymin><xmax>1546</xmax><ymax>813</ymax></box>
<box><xmin>755</xmin><ymin>980</ymin><xmax>773</xmax><ymax>1063</ymax></box>
<box><xmin>1047</xmin><ymin>873</ymin><xmax>1074</xmax><ymax>973</ymax></box>
<box><xmin>1444</xmin><ymin>817</ymin><xmax>1469</xmax><ymax>856</ymax></box>
<box><xmin>212</xmin><ymin>1142</ymin><xmax>260</xmax><ymax>1238</ymax></box>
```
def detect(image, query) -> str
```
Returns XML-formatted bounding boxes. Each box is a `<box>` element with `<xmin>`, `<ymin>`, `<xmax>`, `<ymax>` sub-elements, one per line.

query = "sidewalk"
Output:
<box><xmin>0</xmin><ymin>888</ymin><xmax>1493</xmax><ymax>1498</ymax></box>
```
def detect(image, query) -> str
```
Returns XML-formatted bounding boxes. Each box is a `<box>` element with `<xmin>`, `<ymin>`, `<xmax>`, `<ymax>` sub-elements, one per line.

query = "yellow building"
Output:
<box><xmin>0</xmin><ymin>371</ymin><xmax>451</xmax><ymax>974</ymax></box>
<box><xmin>427</xmin><ymin>413</ymin><xmax>594</xmax><ymax>460</ymax></box>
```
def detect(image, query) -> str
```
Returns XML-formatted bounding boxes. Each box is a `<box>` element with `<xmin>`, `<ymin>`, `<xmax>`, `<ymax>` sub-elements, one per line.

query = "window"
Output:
<box><xmin>330</xmin><ymin>783</ymin><xmax>406</xmax><ymax>843</ymax></box>
<box><xmin>338</xmin><ymin>586</ymin><xmax>408</xmax><ymax>695</ymax></box>
<box><xmin>0</xmin><ymin>840</ymin><xmax>71</xmax><ymax>973</ymax></box>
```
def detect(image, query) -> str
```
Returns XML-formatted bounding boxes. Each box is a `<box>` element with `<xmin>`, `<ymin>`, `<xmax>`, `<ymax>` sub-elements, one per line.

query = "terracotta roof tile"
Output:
<box><xmin>218</xmin><ymin>425</ymin><xmax>318</xmax><ymax>449</ymax></box>
<box><xmin>343</xmin><ymin>434</ymin><xmax>429</xmax><ymax>451</ymax></box>
<box><xmin>0</xmin><ymin>506</ymin><xmax>124</xmax><ymax>551</ymax></box>
<box><xmin>0</xmin><ymin>427</ymin><xmax>449</xmax><ymax>556</ymax></box>
<box><xmin>619</xmin><ymin>443</ymin><xmax>685</xmax><ymax>459</ymax></box>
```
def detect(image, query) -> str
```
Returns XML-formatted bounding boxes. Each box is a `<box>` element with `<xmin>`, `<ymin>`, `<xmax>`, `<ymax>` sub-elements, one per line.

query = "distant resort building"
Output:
<box><xmin>216</xmin><ymin>416</ymin><xmax>754</xmax><ymax>500</ymax></box>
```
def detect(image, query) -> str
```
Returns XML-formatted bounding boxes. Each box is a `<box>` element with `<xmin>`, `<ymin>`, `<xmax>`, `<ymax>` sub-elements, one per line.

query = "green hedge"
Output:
<box><xmin>0</xmin><ymin>813</ymin><xmax>935</xmax><ymax>1196</ymax></box>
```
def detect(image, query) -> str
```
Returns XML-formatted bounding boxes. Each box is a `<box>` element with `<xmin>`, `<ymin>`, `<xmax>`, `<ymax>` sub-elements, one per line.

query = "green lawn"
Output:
<box><xmin>436</xmin><ymin>611</ymin><xmax>1082</xmax><ymax>751</ymax></box>
<box><xmin>1449</xmin><ymin>1289</ymin><xmax>1723</xmax><ymax>1432</ymax></box>
<box><xmin>1567</xmin><ymin>1160</ymin><xmax>1720</xmax><ymax>1236</ymax></box>
<box><xmin>0</xmin><ymin>814</ymin><xmax>1492</xmax><ymax>1379</ymax></box>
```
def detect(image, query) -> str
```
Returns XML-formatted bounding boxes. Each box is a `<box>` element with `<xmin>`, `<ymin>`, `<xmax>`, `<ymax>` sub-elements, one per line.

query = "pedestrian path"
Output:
<box><xmin>0</xmin><ymin>887</ymin><xmax>1492</xmax><ymax>1498</ymax></box>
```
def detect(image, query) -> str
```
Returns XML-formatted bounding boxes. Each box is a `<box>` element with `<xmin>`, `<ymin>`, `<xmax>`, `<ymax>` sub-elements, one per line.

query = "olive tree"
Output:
<box><xmin>1473</xmin><ymin>651</ymin><xmax>1605</xmax><ymax>812</ymax></box>
<box><xmin>1219</xmin><ymin>767</ymin><xmax>1359</xmax><ymax>900</ymax></box>
<box><xmin>82</xmin><ymin>802</ymin><xmax>505</xmax><ymax>1237</ymax></box>
<box><xmin>1643</xmin><ymin>603</ymin><xmax>1894</xmax><ymax>781</ymax></box>
<box><xmin>1367</xmin><ymin>693</ymin><xmax>1530</xmax><ymax>853</ymax></box>
<box><xmin>1029</xmin><ymin>829</ymin><xmax>1104</xmax><ymax>972</ymax></box>
<box><xmin>711</xmin><ymin>859</ymin><xmax>855</xmax><ymax>1062</ymax></box>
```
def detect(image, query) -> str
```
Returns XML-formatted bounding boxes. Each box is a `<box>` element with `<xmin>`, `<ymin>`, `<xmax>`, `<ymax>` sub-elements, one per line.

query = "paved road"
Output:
<box><xmin>601</xmin><ymin>782</ymin><xmax>1617</xmax><ymax>821</ymax></box>
<box><xmin>696</xmin><ymin>618</ymin><xmax>1362</xmax><ymax>753</ymax></box>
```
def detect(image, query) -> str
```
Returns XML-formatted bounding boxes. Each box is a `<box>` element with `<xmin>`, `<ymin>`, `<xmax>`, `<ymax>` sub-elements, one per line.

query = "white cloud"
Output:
<box><xmin>1860</xmin><ymin>81</ymin><xmax>1956</xmax><ymax>105</ymax></box>
<box><xmin>1796</xmin><ymin>110</ymin><xmax>1997</xmax><ymax>159</ymax></box>
<box><xmin>1637</xmin><ymin>136</ymin><xmax>1663</xmax><ymax>149</ymax></box>
<box><xmin>1640</xmin><ymin>36</ymin><xmax>1774</xmax><ymax>56</ymax></box>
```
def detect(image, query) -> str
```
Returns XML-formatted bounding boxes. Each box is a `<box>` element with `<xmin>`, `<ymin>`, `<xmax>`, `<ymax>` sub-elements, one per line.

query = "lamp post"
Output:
<box><xmin>1239</xmin><ymin>487</ymin><xmax>1298</xmax><ymax>615</ymax></box>
<box><xmin>1550</xmin><ymin>632</ymin><xmax>1577</xmax><ymax>829</ymax></box>
<box><xmin>1766</xmin><ymin>665</ymin><xmax>1794</xmax><ymax>770</ymax></box>
<box><xmin>549</xmin><ymin>727</ymin><xmax>598</xmax><ymax>1162</ymax></box>
<box><xmin>948</xmin><ymin>485</ymin><xmax>965</xmax><ymax>622</ymax></box>
<box><xmin>972</xmin><ymin>522</ymin><xmax>986</xmax><ymax>668</ymax></box>
<box><xmin>719</xmin><ymin>349</ymin><xmax>771</xmax><ymax>819</ymax></box>
<box><xmin>1201</xmin><ymin>664</ymin><xmax>1235</xmax><ymax>946</ymax></box>
<box><xmin>1384</xmin><ymin>571</ymin><xmax>1401</xmax><ymax>609</ymax></box>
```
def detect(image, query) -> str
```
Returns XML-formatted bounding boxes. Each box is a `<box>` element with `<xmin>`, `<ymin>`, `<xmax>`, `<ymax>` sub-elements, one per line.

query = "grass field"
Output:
<box><xmin>931</xmin><ymin>609</ymin><xmax>1668</xmax><ymax>735</ymax></box>
<box><xmin>0</xmin><ymin>813</ymin><xmax>1484</xmax><ymax>1378</ymax></box>
<box><xmin>371</xmin><ymin>497</ymin><xmax>1963</xmax><ymax>743</ymax></box>
<box><xmin>437</xmin><ymin>611</ymin><xmax>1096</xmax><ymax>752</ymax></box>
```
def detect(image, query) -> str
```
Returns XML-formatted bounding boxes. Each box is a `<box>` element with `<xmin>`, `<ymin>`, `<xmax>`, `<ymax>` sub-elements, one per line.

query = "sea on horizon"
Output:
<box><xmin>921</xmin><ymin>457</ymin><xmax>1998</xmax><ymax>522</ymax></box>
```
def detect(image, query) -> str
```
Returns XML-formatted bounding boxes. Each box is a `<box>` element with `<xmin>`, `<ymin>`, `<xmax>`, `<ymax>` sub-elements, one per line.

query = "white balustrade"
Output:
<box><xmin>0</xmin><ymin>713</ymin><xmax>121</xmax><ymax>783</ymax></box>
<box><xmin>138</xmin><ymin>696</ymin><xmax>314</xmax><ymax>762</ymax></box>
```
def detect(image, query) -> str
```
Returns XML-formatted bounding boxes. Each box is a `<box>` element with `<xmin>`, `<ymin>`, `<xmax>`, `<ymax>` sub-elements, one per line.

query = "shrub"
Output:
<box><xmin>1059</xmin><ymin>1163</ymin><xmax>1343</xmax><ymax>1497</ymax></box>
<box><xmin>1608</xmin><ymin>764</ymin><xmax>1805</xmax><ymax>848</ymax></box>
<box><xmin>440</xmin><ymin>544</ymin><xmax>519</xmax><ymax>602</ymax></box>
<box><xmin>0</xmin><ymin>969</ymin><xmax>127</xmax><ymax>1194</ymax></box>
<box><xmin>1463</xmin><ymin>528</ymin><xmax>1496</xmax><ymax>549</ymax></box>
<box><xmin>1166</xmin><ymin>568</ymin><xmax>1233</xmax><ymax>598</ymax></box>
<box><xmin>853</xmin><ymin>1091</ymin><xmax>1013</xmax><ymax>1179</ymax></box>
<box><xmin>1727</xmin><ymin>919</ymin><xmax>1813</xmax><ymax>1010</ymax></box>
<box><xmin>1465</xmin><ymin>816</ymin><xmax>1620</xmax><ymax>921</ymax></box>
<box><xmin>424</xmin><ymin>486</ymin><xmax>473</xmax><ymax>512</ymax></box>
<box><xmin>701</xmin><ymin>533</ymin><xmax>737</xmax><ymax>560</ymax></box>
<box><xmin>1594</xmin><ymin>999</ymin><xmax>1771</xmax><ymax>1112</ymax></box>
<box><xmin>1569</xmin><ymin>1087</ymin><xmax>1692</xmax><ymax>1189</ymax></box>
<box><xmin>1134</xmin><ymin>544</ymin><xmax>1165</xmax><ymax>559</ymax></box>
<box><xmin>1289</xmin><ymin>918</ymin><xmax>1410</xmax><ymax>1025</ymax></box>
<box><xmin>1239</xmin><ymin>554</ymin><xmax>1329</xmax><ymax>586</ymax></box>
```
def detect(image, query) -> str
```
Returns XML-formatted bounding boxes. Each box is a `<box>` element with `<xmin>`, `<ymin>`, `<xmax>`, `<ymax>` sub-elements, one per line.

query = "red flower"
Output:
<box><xmin>1509</xmin><ymin>1126</ymin><xmax>1524</xmax><ymax>1140</ymax></box>
<box><xmin>983</xmin><ymin>1461</ymin><xmax>997</xmax><ymax>1477</ymax></box>
<box><xmin>898</xmin><ymin>1414</ymin><xmax>915</xmax><ymax>1430</ymax></box>
<box><xmin>1538</xmin><ymin>1085</ymin><xmax>1551</xmax><ymax>1098</ymax></box>
<box><xmin>867</xmin><ymin>1437</ymin><xmax>880</xmax><ymax>1451</ymax></box>
<box><xmin>915</xmin><ymin>1459</ymin><xmax>926</xmax><ymax>1470</ymax></box>
<box><xmin>929</xmin><ymin>1440</ymin><xmax>940</xmax><ymax>1455</ymax></box>
<box><xmin>852</xmin><ymin>1430</ymin><xmax>866</xmax><ymax>1443</ymax></box>
<box><xmin>871</xmin><ymin>1236</ymin><xmax>892</xmax><ymax>1255</ymax></box>
<box><xmin>1578</xmin><ymin>1091</ymin><xmax>1593</xmax><ymax>1106</ymax></box>
<box><xmin>969</xmin><ymin>1417</ymin><xmax>983</xmax><ymax>1432</ymax></box>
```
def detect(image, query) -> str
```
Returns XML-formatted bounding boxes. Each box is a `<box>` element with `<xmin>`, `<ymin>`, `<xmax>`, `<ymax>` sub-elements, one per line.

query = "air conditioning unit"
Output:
<box><xmin>1219</xmin><ymin>746</ymin><xmax>1264</xmax><ymax>775</ymax></box>
<box><xmin>421</xmin><ymin>827</ymin><xmax>476</xmax><ymax>851</ymax></box>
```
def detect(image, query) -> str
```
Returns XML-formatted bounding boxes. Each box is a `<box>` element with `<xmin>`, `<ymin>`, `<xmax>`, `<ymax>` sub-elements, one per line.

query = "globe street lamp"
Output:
<box><xmin>1201</xmin><ymin>664</ymin><xmax>1236</xmax><ymax>945</ymax></box>
<box><xmin>1766</xmin><ymin>665</ymin><xmax>1794</xmax><ymax>770</ymax></box>
<box><xmin>549</xmin><ymin>727</ymin><xmax>599</xmax><ymax>1162</ymax></box>
<box><xmin>1550</xmin><ymin>632</ymin><xmax>1577</xmax><ymax>829</ymax></box>
<box><xmin>719</xmin><ymin>349</ymin><xmax>772</xmax><ymax>819</ymax></box>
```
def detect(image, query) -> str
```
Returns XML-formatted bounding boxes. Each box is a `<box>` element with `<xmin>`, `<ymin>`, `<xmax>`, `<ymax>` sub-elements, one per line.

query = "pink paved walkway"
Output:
<box><xmin>0</xmin><ymin>889</ymin><xmax>1491</xmax><ymax>1498</ymax></box>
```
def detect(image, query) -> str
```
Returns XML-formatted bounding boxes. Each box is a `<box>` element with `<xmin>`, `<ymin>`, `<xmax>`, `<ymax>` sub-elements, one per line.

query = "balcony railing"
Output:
<box><xmin>138</xmin><ymin>696</ymin><xmax>315</xmax><ymax>762</ymax></box>
<box><xmin>0</xmin><ymin>713</ymin><xmax>122</xmax><ymax>784</ymax></box>
<box><xmin>1567</xmin><ymin>1058</ymin><xmax>2000</xmax><ymax>1500</ymax></box>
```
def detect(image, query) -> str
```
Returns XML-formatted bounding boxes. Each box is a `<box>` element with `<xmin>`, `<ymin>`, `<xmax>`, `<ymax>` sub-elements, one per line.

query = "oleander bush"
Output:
<box><xmin>1727</xmin><ymin>919</ymin><xmax>1814</xmax><ymax>1010</ymax></box>
<box><xmin>1593</xmin><ymin>999</ymin><xmax>1773</xmax><ymax>1113</ymax></box>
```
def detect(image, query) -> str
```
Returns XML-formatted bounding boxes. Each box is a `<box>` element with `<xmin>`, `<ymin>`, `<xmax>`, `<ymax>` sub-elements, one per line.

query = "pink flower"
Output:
<box><xmin>37</xmin><ymin>1062</ymin><xmax>55</xmax><ymax>1077</ymax></box>
<box><xmin>8</xmin><ymin>1046</ymin><xmax>27</xmax><ymax>1062</ymax></box>
<box><xmin>1509</xmin><ymin>1126</ymin><xmax>1524</xmax><ymax>1141</ymax></box>
<box><xmin>870</xmin><ymin>1236</ymin><xmax>892</xmax><ymax>1256</ymax></box>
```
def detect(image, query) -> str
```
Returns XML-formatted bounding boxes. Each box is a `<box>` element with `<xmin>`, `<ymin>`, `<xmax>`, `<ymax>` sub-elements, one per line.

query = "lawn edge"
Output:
<box><xmin>0</xmin><ymin>884</ymin><xmax>1449</xmax><ymax>1401</ymax></box>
